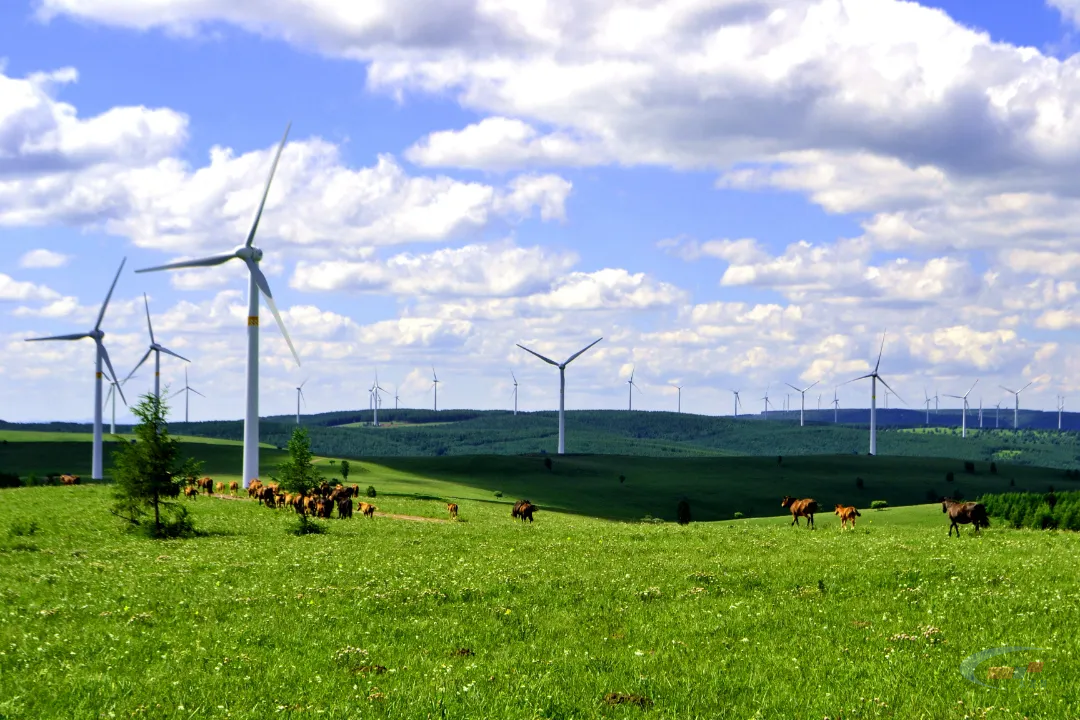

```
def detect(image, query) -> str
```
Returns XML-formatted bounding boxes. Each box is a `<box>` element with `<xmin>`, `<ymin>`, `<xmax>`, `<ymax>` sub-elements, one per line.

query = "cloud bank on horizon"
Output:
<box><xmin>3</xmin><ymin>0</ymin><xmax>1080</xmax><ymax>422</ymax></box>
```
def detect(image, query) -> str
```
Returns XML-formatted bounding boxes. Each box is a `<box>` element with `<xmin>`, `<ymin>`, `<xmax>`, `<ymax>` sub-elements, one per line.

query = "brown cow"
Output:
<box><xmin>352</xmin><ymin>484</ymin><xmax>360</xmax><ymax>498</ymax></box>
<box><xmin>184</xmin><ymin>485</ymin><xmax>198</xmax><ymax>499</ymax></box>
<box><xmin>359</xmin><ymin>502</ymin><xmax>376</xmax><ymax>518</ymax></box>
<box><xmin>941</xmin><ymin>498</ymin><xmax>990</xmax><ymax>537</ymax></box>
<box><xmin>228</xmin><ymin>481</ymin><xmax>239</xmax><ymax>495</ymax></box>
<box><xmin>248</xmin><ymin>480</ymin><xmax>263</xmax><ymax>498</ymax></box>
<box><xmin>60</xmin><ymin>474</ymin><xmax>81</xmax><ymax>485</ymax></box>
<box><xmin>197</xmin><ymin>477</ymin><xmax>214</xmax><ymax>496</ymax></box>
<box><xmin>215</xmin><ymin>482</ymin><xmax>226</xmax><ymax>495</ymax></box>
<box><xmin>781</xmin><ymin>496</ymin><xmax>818</xmax><ymax>529</ymax></box>
<box><xmin>511</xmin><ymin>500</ymin><xmax>537</xmax><ymax>523</ymax></box>
<box><xmin>447</xmin><ymin>502</ymin><xmax>459</xmax><ymax>520</ymax></box>
<box><xmin>834</xmin><ymin>504</ymin><xmax>861</xmax><ymax>530</ymax></box>
<box><xmin>337</xmin><ymin>496</ymin><xmax>353</xmax><ymax>519</ymax></box>
<box><xmin>256</xmin><ymin>486</ymin><xmax>276</xmax><ymax>508</ymax></box>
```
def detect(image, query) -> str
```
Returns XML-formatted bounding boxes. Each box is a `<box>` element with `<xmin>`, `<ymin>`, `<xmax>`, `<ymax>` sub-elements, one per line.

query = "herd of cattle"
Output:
<box><xmin>780</xmin><ymin>495</ymin><xmax>991</xmax><ymax>536</ymax></box>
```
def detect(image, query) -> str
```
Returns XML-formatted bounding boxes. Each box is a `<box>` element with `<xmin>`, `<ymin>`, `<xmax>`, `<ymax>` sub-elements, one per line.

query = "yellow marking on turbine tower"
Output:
<box><xmin>96</xmin><ymin>372</ymin><xmax>103</xmax><ymax>379</ymax></box>
<box><xmin>248</xmin><ymin>316</ymin><xmax>259</xmax><ymax>326</ymax></box>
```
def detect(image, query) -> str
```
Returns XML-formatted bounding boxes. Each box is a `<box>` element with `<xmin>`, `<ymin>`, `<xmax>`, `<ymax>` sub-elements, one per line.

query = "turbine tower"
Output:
<box><xmin>295</xmin><ymin>379</ymin><xmax>308</xmax><ymax>425</ymax></box>
<box><xmin>394</xmin><ymin>385</ymin><xmax>400</xmax><ymax>410</ymax></box>
<box><xmin>432</xmin><ymin>368</ymin><xmax>440</xmax><ymax>412</ymax></box>
<box><xmin>136</xmin><ymin>124</ymin><xmax>300</xmax><ymax>489</ymax></box>
<box><xmin>169</xmin><ymin>368</ymin><xmax>204</xmax><ymax>424</ymax></box>
<box><xmin>843</xmin><ymin>331</ymin><xmax>900</xmax><ymax>456</ymax></box>
<box><xmin>732</xmin><ymin>390</ymin><xmax>742</xmax><ymax>418</ymax></box>
<box><xmin>517</xmin><ymin>337</ymin><xmax>603</xmax><ymax>454</ymax></box>
<box><xmin>125</xmin><ymin>293</ymin><xmax>189</xmax><ymax>399</ymax></box>
<box><xmin>371</xmin><ymin>373</ymin><xmax>386</xmax><ymax>426</ymax></box>
<box><xmin>1058</xmin><ymin>395</ymin><xmax>1065</xmax><ymax>431</ymax></box>
<box><xmin>995</xmin><ymin>401</ymin><xmax>1001</xmax><ymax>428</ymax></box>
<box><xmin>832</xmin><ymin>388</ymin><xmax>839</xmax><ymax>423</ymax></box>
<box><xmin>673</xmin><ymin>385</ymin><xmax>682</xmax><ymax>413</ymax></box>
<box><xmin>978</xmin><ymin>397</ymin><xmax>983</xmax><ymax>428</ymax></box>
<box><xmin>944</xmin><ymin>379</ymin><xmax>978</xmax><ymax>439</ymax></box>
<box><xmin>511</xmin><ymin>371</ymin><xmax>518</xmax><ymax>415</ymax></box>
<box><xmin>1000</xmin><ymin>382</ymin><xmax>1032</xmax><ymax>430</ymax></box>
<box><xmin>26</xmin><ymin>258</ymin><xmax>127</xmax><ymax>480</ymax></box>
<box><xmin>627</xmin><ymin>367</ymin><xmax>640</xmax><ymax>411</ymax></box>
<box><xmin>104</xmin><ymin>367</ymin><xmax>132</xmax><ymax>436</ymax></box>
<box><xmin>762</xmin><ymin>385</ymin><xmax>771</xmax><ymax>419</ymax></box>
<box><xmin>923</xmin><ymin>388</ymin><xmax>932</xmax><ymax>425</ymax></box>
<box><xmin>784</xmin><ymin>380</ymin><xmax>819</xmax><ymax>427</ymax></box>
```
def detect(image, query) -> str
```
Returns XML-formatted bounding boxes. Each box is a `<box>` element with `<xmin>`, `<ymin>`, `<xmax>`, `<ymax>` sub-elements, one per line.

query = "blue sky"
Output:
<box><xmin>3</xmin><ymin>0</ymin><xmax>1080</xmax><ymax>423</ymax></box>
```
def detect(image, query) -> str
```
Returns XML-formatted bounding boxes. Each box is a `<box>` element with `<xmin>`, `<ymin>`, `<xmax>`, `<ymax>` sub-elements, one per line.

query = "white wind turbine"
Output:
<box><xmin>978</xmin><ymin>397</ymin><xmax>983</xmax><ymax>428</ymax></box>
<box><xmin>169</xmin><ymin>367</ymin><xmax>204</xmax><ymax>424</ymax></box>
<box><xmin>843</xmin><ymin>331</ymin><xmax>900</xmax><ymax>456</ymax></box>
<box><xmin>517</xmin><ymin>337</ymin><xmax>603</xmax><ymax>454</ymax></box>
<box><xmin>432</xmin><ymin>368</ymin><xmax>440</xmax><ymax>412</ymax></box>
<box><xmin>1000</xmin><ymin>382</ymin><xmax>1032</xmax><ymax>430</ymax></box>
<box><xmin>673</xmin><ymin>384</ymin><xmax>682</xmax><ymax>413</ymax></box>
<box><xmin>511</xmin><ymin>370</ymin><xmax>519</xmax><ymax>415</ymax></box>
<box><xmin>784</xmin><ymin>380</ymin><xmax>819</xmax><ymax>427</ymax></box>
<box><xmin>1058</xmin><ymin>395</ymin><xmax>1065</xmax><ymax>430</ymax></box>
<box><xmin>944</xmin><ymin>379</ymin><xmax>978</xmax><ymax>439</ymax></box>
<box><xmin>394</xmin><ymin>385</ymin><xmax>400</xmax><ymax>411</ymax></box>
<box><xmin>995</xmin><ymin>401</ymin><xmax>1001</xmax><ymax>428</ymax></box>
<box><xmin>295</xmin><ymin>379</ymin><xmax>308</xmax><ymax>425</ymax></box>
<box><xmin>371</xmin><ymin>373</ymin><xmax>386</xmax><ymax>426</ymax></box>
<box><xmin>923</xmin><ymin>388</ymin><xmax>932</xmax><ymax>425</ymax></box>
<box><xmin>104</xmin><ymin>367</ymin><xmax>133</xmax><ymax>436</ymax></box>
<box><xmin>832</xmin><ymin>387</ymin><xmax>839</xmax><ymax>423</ymax></box>
<box><xmin>762</xmin><ymin>385</ymin><xmax>772</xmax><ymax>419</ymax></box>
<box><xmin>25</xmin><ymin>258</ymin><xmax>127</xmax><ymax>480</ymax></box>
<box><xmin>124</xmin><ymin>293</ymin><xmax>190</xmax><ymax>399</ymax></box>
<box><xmin>732</xmin><ymin>390</ymin><xmax>742</xmax><ymax>418</ymax></box>
<box><xmin>136</xmin><ymin>124</ymin><xmax>301</xmax><ymax>489</ymax></box>
<box><xmin>627</xmin><ymin>368</ymin><xmax>641</xmax><ymax>411</ymax></box>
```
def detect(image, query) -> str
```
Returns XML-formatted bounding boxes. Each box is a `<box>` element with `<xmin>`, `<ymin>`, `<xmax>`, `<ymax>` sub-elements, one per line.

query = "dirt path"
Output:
<box><xmin>205</xmin><ymin>494</ymin><xmax>449</xmax><ymax>523</ymax></box>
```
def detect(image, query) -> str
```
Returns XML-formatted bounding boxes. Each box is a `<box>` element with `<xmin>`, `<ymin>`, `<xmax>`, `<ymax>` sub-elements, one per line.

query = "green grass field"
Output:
<box><xmin>1</xmin><ymin>485</ymin><xmax>1077</xmax><ymax>719</ymax></box>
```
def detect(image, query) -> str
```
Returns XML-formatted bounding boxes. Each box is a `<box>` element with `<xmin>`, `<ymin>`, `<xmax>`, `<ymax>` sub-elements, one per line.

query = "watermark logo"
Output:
<box><xmin>960</xmin><ymin>646</ymin><xmax>1049</xmax><ymax>689</ymax></box>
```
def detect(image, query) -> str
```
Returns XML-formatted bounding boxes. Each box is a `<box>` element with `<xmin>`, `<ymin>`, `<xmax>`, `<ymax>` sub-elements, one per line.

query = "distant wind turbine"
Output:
<box><xmin>104</xmin><ymin>367</ymin><xmax>134</xmax><ymax>435</ymax></box>
<box><xmin>943</xmin><ymin>379</ymin><xmax>978</xmax><ymax>439</ymax></box>
<box><xmin>169</xmin><ymin>368</ymin><xmax>204</xmax><ymax>424</ymax></box>
<box><xmin>1059</xmin><ymin>395</ymin><xmax>1065</xmax><ymax>431</ymax></box>
<box><xmin>784</xmin><ymin>380</ymin><xmax>819</xmax><ymax>427</ymax></box>
<box><xmin>511</xmin><ymin>371</ymin><xmax>518</xmax><ymax>415</ymax></box>
<box><xmin>762</xmin><ymin>385</ymin><xmax>772</xmax><ymax>419</ymax></box>
<box><xmin>923</xmin><ymin>388</ymin><xmax>932</xmax><ymax>426</ymax></box>
<box><xmin>673</xmin><ymin>384</ymin><xmax>682</xmax><ymax>413</ymax></box>
<box><xmin>732</xmin><ymin>390</ymin><xmax>742</xmax><ymax>418</ymax></box>
<box><xmin>517</xmin><ymin>337</ymin><xmax>603</xmax><ymax>455</ymax></box>
<box><xmin>295</xmin><ymin>379</ymin><xmax>308</xmax><ymax>425</ymax></box>
<box><xmin>371</xmin><ymin>373</ymin><xmax>386</xmax><ymax>426</ymax></box>
<box><xmin>995</xmin><ymin>401</ymin><xmax>1001</xmax><ymax>429</ymax></box>
<box><xmin>843</xmin><ymin>330</ymin><xmax>901</xmax><ymax>456</ymax></box>
<box><xmin>627</xmin><ymin>368</ymin><xmax>641</xmax><ymax>411</ymax></box>
<box><xmin>432</xmin><ymin>368</ymin><xmax>440</xmax><ymax>412</ymax></box>
<box><xmin>136</xmin><ymin>124</ymin><xmax>300</xmax><ymax>489</ymax></box>
<box><xmin>832</xmin><ymin>387</ymin><xmax>839</xmax><ymax>423</ymax></box>
<box><xmin>978</xmin><ymin>397</ymin><xmax>983</xmax><ymax>428</ymax></box>
<box><xmin>1000</xmin><ymin>382</ymin><xmax>1032</xmax><ymax>429</ymax></box>
<box><xmin>25</xmin><ymin>258</ymin><xmax>127</xmax><ymax>480</ymax></box>
<box><xmin>125</xmin><ymin>293</ymin><xmax>189</xmax><ymax>399</ymax></box>
<box><xmin>394</xmin><ymin>384</ymin><xmax>400</xmax><ymax>410</ymax></box>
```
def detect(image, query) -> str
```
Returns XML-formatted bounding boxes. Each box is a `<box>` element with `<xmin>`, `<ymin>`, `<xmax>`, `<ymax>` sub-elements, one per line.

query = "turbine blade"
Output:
<box><xmin>804</xmin><ymin>380</ymin><xmax>819</xmax><ymax>392</ymax></box>
<box><xmin>246</xmin><ymin>257</ymin><xmax>301</xmax><ymax>367</ymax></box>
<box><xmin>873</xmin><ymin>330</ymin><xmax>886</xmax><ymax>373</ymax></box>
<box><xmin>98</xmin><ymin>343</ymin><xmax>121</xmax><ymax>400</ymax></box>
<box><xmin>1019</xmin><ymin>381</ymin><xmax>1033</xmax><ymax>393</ymax></box>
<box><xmin>95</xmin><ymin>257</ymin><xmax>126</xmax><ymax>331</ymax></box>
<box><xmin>784</xmin><ymin>382</ymin><xmax>800</xmax><ymax>392</ymax></box>
<box><xmin>169</xmin><ymin>388</ymin><xmax>185</xmax><ymax>399</ymax></box>
<box><xmin>137</xmin><ymin>253</ymin><xmax>237</xmax><ymax>273</ymax></box>
<box><xmin>25</xmin><ymin>333</ymin><xmax>91</xmax><ymax>342</ymax></box>
<box><xmin>191</xmin><ymin>389</ymin><xmax>206</xmax><ymax>398</ymax></box>
<box><xmin>246</xmin><ymin>122</ymin><xmax>292</xmax><ymax>248</ymax></box>
<box><xmin>156</xmin><ymin>345</ymin><xmax>190</xmax><ymax>363</ymax></box>
<box><xmin>840</xmin><ymin>373</ymin><xmax>873</xmax><ymax>386</ymax></box>
<box><xmin>143</xmin><ymin>293</ymin><xmax>155</xmax><ymax>345</ymax></box>
<box><xmin>125</xmin><ymin>348</ymin><xmax>153</xmax><ymax>383</ymax></box>
<box><xmin>877</xmin><ymin>376</ymin><xmax>904</xmax><ymax>404</ymax></box>
<box><xmin>966</xmin><ymin>378</ymin><xmax>979</xmax><ymax>396</ymax></box>
<box><xmin>511</xmin><ymin>369</ymin><xmax>517</xmax><ymax>383</ymax></box>
<box><xmin>564</xmin><ymin>337</ymin><xmax>603</xmax><ymax>365</ymax></box>
<box><xmin>999</xmin><ymin>385</ymin><xmax>1016</xmax><ymax>394</ymax></box>
<box><xmin>517</xmin><ymin>343</ymin><xmax>559</xmax><ymax>367</ymax></box>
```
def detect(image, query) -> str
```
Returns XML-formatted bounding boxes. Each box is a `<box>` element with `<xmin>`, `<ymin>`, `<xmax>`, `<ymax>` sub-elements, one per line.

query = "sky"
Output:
<box><xmin>3</xmin><ymin>0</ymin><xmax>1080</xmax><ymax>423</ymax></box>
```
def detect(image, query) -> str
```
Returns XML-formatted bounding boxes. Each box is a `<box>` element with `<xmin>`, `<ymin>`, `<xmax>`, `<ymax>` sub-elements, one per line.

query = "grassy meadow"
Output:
<box><xmin>1</xmin><ymin>484</ymin><xmax>1078</xmax><ymax>719</ymax></box>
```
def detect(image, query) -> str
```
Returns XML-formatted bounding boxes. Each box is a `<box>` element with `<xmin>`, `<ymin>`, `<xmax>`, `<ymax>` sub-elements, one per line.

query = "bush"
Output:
<box><xmin>946</xmin><ymin>471</ymin><xmax>955</xmax><ymax>483</ymax></box>
<box><xmin>366</xmin><ymin>485</ymin><xmax>377</xmax><ymax>498</ymax></box>
<box><xmin>855</xmin><ymin>476</ymin><xmax>864</xmax><ymax>489</ymax></box>
<box><xmin>990</xmin><ymin>462</ymin><xmax>997</xmax><ymax>475</ymax></box>
<box><xmin>619</xmin><ymin>475</ymin><xmax>626</xmax><ymax>483</ymax></box>
<box><xmin>964</xmin><ymin>461</ymin><xmax>975</xmax><ymax>474</ymax></box>
<box><xmin>0</xmin><ymin>472</ymin><xmax>21</xmax><ymax>489</ymax></box>
<box><xmin>494</xmin><ymin>491</ymin><xmax>503</xmax><ymax>498</ymax></box>
<box><xmin>676</xmin><ymin>499</ymin><xmax>691</xmax><ymax>525</ymax></box>
<box><xmin>544</xmin><ymin>457</ymin><xmax>553</xmax><ymax>471</ymax></box>
<box><xmin>293</xmin><ymin>514</ymin><xmax>326</xmax><ymax>536</ymax></box>
<box><xmin>24</xmin><ymin>473</ymin><xmax>39</xmax><ymax>487</ymax></box>
<box><xmin>870</xmin><ymin>500</ymin><xmax>888</xmax><ymax>510</ymax></box>
<box><xmin>8</xmin><ymin>519</ymin><xmax>39</xmax><ymax>537</ymax></box>
<box><xmin>733</xmin><ymin>512</ymin><xmax>745</xmax><ymax>519</ymax></box>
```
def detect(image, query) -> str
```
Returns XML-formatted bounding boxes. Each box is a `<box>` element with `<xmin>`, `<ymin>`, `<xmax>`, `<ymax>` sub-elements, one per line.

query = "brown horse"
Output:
<box><xmin>834</xmin><ymin>504</ymin><xmax>861</xmax><ymax>530</ymax></box>
<box><xmin>781</xmin><ymin>496</ymin><xmax>818</xmax><ymax>529</ymax></box>
<box><xmin>941</xmin><ymin>498</ymin><xmax>990</xmax><ymax>537</ymax></box>
<box><xmin>447</xmin><ymin>503</ymin><xmax>459</xmax><ymax>520</ymax></box>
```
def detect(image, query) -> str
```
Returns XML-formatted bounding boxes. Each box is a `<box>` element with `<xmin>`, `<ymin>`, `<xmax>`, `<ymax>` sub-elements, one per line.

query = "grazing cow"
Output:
<box><xmin>511</xmin><ymin>499</ymin><xmax>537</xmax><ymax>523</ymax></box>
<box><xmin>359</xmin><ymin>502</ymin><xmax>376</xmax><ymax>519</ymax></box>
<box><xmin>257</xmin><ymin>486</ymin><xmax>276</xmax><ymax>508</ymax></box>
<box><xmin>197</xmin><ymin>477</ymin><xmax>214</xmax><ymax>496</ymax></box>
<box><xmin>352</xmin><ymin>484</ymin><xmax>360</xmax><ymax>498</ymax></box>
<box><xmin>941</xmin><ymin>498</ymin><xmax>990</xmax><ymax>537</ymax></box>
<box><xmin>834</xmin><ymin>504</ymin><xmax>861</xmax><ymax>530</ymax></box>
<box><xmin>248</xmin><ymin>480</ymin><xmax>263</xmax><ymax>498</ymax></box>
<box><xmin>215</xmin><ymin>482</ymin><xmax>225</xmax><ymax>495</ymax></box>
<box><xmin>781</xmin><ymin>496</ymin><xmax>819</xmax><ymax>529</ymax></box>
<box><xmin>337</xmin><ymin>496</ymin><xmax>353</xmax><ymax>519</ymax></box>
<box><xmin>317</xmin><ymin>498</ymin><xmax>335</xmax><ymax>519</ymax></box>
<box><xmin>447</xmin><ymin>503</ymin><xmax>459</xmax><ymax>520</ymax></box>
<box><xmin>184</xmin><ymin>486</ymin><xmax>198</xmax><ymax>499</ymax></box>
<box><xmin>60</xmin><ymin>474</ymin><xmax>81</xmax><ymax>486</ymax></box>
<box><xmin>229</xmin><ymin>481</ymin><xmax>238</xmax><ymax>495</ymax></box>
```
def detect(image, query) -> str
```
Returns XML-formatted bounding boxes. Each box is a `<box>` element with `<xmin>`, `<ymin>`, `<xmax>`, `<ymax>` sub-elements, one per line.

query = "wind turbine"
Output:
<box><xmin>136</xmin><ymin>124</ymin><xmax>300</xmax><ymax>489</ymax></box>
<box><xmin>673</xmin><ymin>384</ymin><xmax>682</xmax><ymax>413</ymax></box>
<box><xmin>762</xmin><ymin>385</ymin><xmax>772</xmax><ymax>419</ymax></box>
<box><xmin>843</xmin><ymin>331</ymin><xmax>901</xmax><ymax>456</ymax></box>
<box><xmin>1058</xmin><ymin>396</ymin><xmax>1065</xmax><ymax>431</ymax></box>
<box><xmin>124</xmin><ymin>293</ymin><xmax>190</xmax><ymax>399</ymax></box>
<box><xmin>511</xmin><ymin>371</ymin><xmax>519</xmax><ymax>415</ymax></box>
<box><xmin>25</xmin><ymin>258</ymin><xmax>127</xmax><ymax>480</ymax></box>
<box><xmin>784</xmin><ymin>380</ymin><xmax>819</xmax><ymax>427</ymax></box>
<box><xmin>627</xmin><ymin>368</ymin><xmax>641</xmax><ymax>411</ymax></box>
<box><xmin>883</xmin><ymin>387</ymin><xmax>892</xmax><ymax>409</ymax></box>
<box><xmin>432</xmin><ymin>368</ymin><xmax>440</xmax><ymax>412</ymax></box>
<box><xmin>943</xmin><ymin>379</ymin><xmax>978</xmax><ymax>439</ymax></box>
<box><xmin>1000</xmin><ymin>382</ymin><xmax>1032</xmax><ymax>430</ymax></box>
<box><xmin>394</xmin><ymin>385</ymin><xmax>400</xmax><ymax>410</ymax></box>
<box><xmin>169</xmin><ymin>367</ymin><xmax>204</xmax><ymax>424</ymax></box>
<box><xmin>732</xmin><ymin>390</ymin><xmax>742</xmax><ymax>418</ymax></box>
<box><xmin>923</xmin><ymin>388</ymin><xmax>932</xmax><ymax>425</ymax></box>
<box><xmin>517</xmin><ymin>337</ymin><xmax>603</xmax><ymax>454</ymax></box>
<box><xmin>995</xmin><ymin>401</ymin><xmax>1001</xmax><ymax>428</ymax></box>
<box><xmin>295</xmin><ymin>379</ymin><xmax>308</xmax><ymax>425</ymax></box>
<box><xmin>832</xmin><ymin>388</ymin><xmax>839</xmax><ymax>423</ymax></box>
<box><xmin>104</xmin><ymin>367</ymin><xmax>133</xmax><ymax>436</ymax></box>
<box><xmin>371</xmin><ymin>373</ymin><xmax>386</xmax><ymax>426</ymax></box>
<box><xmin>978</xmin><ymin>397</ymin><xmax>983</xmax><ymax>428</ymax></box>
<box><xmin>817</xmin><ymin>393</ymin><xmax>822</xmax><ymax>411</ymax></box>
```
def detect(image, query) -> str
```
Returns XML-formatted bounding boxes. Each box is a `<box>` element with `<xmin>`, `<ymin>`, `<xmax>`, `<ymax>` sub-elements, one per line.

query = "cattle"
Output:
<box><xmin>337</xmin><ymin>496</ymin><xmax>353</xmax><ymax>519</ymax></box>
<box><xmin>60</xmin><ymin>474</ymin><xmax>80</xmax><ymax>486</ymax></box>
<box><xmin>511</xmin><ymin>500</ymin><xmax>537</xmax><ymax>523</ymax></box>
<box><xmin>317</xmin><ymin>498</ymin><xmax>335</xmax><ymax>519</ymax></box>
<box><xmin>215</xmin><ymin>482</ymin><xmax>226</xmax><ymax>495</ymax></box>
<box><xmin>834</xmin><ymin>504</ymin><xmax>861</xmax><ymax>530</ymax></box>
<box><xmin>248</xmin><ymin>480</ymin><xmax>263</xmax><ymax>498</ymax></box>
<box><xmin>447</xmin><ymin>502</ymin><xmax>459</xmax><ymax>520</ymax></box>
<box><xmin>941</xmin><ymin>498</ymin><xmax>990</xmax><ymax>537</ymax></box>
<box><xmin>197</xmin><ymin>477</ymin><xmax>214</xmax><ymax>496</ymax></box>
<box><xmin>229</xmin><ymin>481</ymin><xmax>239</xmax><ymax>495</ymax></box>
<box><xmin>184</xmin><ymin>486</ymin><xmax>198</xmax><ymax>500</ymax></box>
<box><xmin>781</xmin><ymin>496</ymin><xmax>819</xmax><ymax>529</ymax></box>
<box><xmin>359</xmin><ymin>502</ymin><xmax>376</xmax><ymax>519</ymax></box>
<box><xmin>352</xmin><ymin>484</ymin><xmax>360</xmax><ymax>498</ymax></box>
<box><xmin>304</xmin><ymin>496</ymin><xmax>318</xmax><ymax>516</ymax></box>
<box><xmin>257</xmin><ymin>486</ymin><xmax>276</xmax><ymax>508</ymax></box>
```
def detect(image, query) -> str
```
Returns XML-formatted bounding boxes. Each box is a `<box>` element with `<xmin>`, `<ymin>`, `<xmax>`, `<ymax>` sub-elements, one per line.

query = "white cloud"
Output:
<box><xmin>0</xmin><ymin>273</ymin><xmax>61</xmax><ymax>302</ymax></box>
<box><xmin>18</xmin><ymin>248</ymin><xmax>70</xmax><ymax>268</ymax></box>
<box><xmin>405</xmin><ymin>117</ymin><xmax>604</xmax><ymax>171</ymax></box>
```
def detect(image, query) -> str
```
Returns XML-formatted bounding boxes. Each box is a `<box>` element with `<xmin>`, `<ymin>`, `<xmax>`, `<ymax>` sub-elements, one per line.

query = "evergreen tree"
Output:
<box><xmin>277</xmin><ymin>427</ymin><xmax>323</xmax><ymax>514</ymax></box>
<box><xmin>340</xmin><ymin>459</ymin><xmax>350</xmax><ymax>484</ymax></box>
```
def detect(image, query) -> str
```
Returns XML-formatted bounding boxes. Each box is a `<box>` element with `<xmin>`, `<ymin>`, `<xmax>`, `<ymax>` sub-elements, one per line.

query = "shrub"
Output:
<box><xmin>293</xmin><ymin>514</ymin><xmax>325</xmax><ymax>536</ymax></box>
<box><xmin>870</xmin><ymin>500</ymin><xmax>888</xmax><ymax>510</ymax></box>
<box><xmin>24</xmin><ymin>473</ymin><xmax>39</xmax><ymax>487</ymax></box>
<box><xmin>8</xmin><ymin>519</ymin><xmax>39</xmax><ymax>537</ymax></box>
<box><xmin>676</xmin><ymin>499</ymin><xmax>691</xmax><ymax>525</ymax></box>
<box><xmin>494</xmin><ymin>491</ymin><xmax>503</xmax><ymax>498</ymax></box>
<box><xmin>544</xmin><ymin>457</ymin><xmax>553</xmax><ymax>471</ymax></box>
<box><xmin>964</xmin><ymin>461</ymin><xmax>975</xmax><ymax>474</ymax></box>
<box><xmin>855</xmin><ymin>476</ymin><xmax>864</xmax><ymax>489</ymax></box>
<box><xmin>0</xmin><ymin>472</ymin><xmax>21</xmax><ymax>489</ymax></box>
<box><xmin>946</xmin><ymin>471</ymin><xmax>955</xmax><ymax>483</ymax></box>
<box><xmin>619</xmin><ymin>475</ymin><xmax>626</xmax><ymax>483</ymax></box>
<box><xmin>733</xmin><ymin>512</ymin><xmax>745</xmax><ymax>519</ymax></box>
<box><xmin>366</xmin><ymin>485</ymin><xmax>377</xmax><ymax>498</ymax></box>
<box><xmin>990</xmin><ymin>461</ymin><xmax>997</xmax><ymax>475</ymax></box>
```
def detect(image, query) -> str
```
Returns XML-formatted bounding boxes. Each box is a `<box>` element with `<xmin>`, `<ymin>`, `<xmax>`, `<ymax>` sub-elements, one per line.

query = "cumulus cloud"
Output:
<box><xmin>0</xmin><ymin>273</ymin><xmax>61</xmax><ymax>302</ymax></box>
<box><xmin>18</xmin><ymin>248</ymin><xmax>70</xmax><ymax>268</ymax></box>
